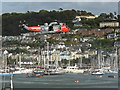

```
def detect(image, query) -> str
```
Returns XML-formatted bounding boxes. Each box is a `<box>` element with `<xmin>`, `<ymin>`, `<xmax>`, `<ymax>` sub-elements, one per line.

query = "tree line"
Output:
<box><xmin>2</xmin><ymin>9</ymin><xmax>119</xmax><ymax>36</ymax></box>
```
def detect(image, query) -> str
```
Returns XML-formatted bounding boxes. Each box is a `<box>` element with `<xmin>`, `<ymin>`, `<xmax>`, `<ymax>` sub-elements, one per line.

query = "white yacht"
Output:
<box><xmin>64</xmin><ymin>64</ymin><xmax>84</xmax><ymax>73</ymax></box>
<box><xmin>13</xmin><ymin>67</ymin><xmax>33</xmax><ymax>74</ymax></box>
<box><xmin>91</xmin><ymin>69</ymin><xmax>104</xmax><ymax>75</ymax></box>
<box><xmin>104</xmin><ymin>70</ymin><xmax>118</xmax><ymax>74</ymax></box>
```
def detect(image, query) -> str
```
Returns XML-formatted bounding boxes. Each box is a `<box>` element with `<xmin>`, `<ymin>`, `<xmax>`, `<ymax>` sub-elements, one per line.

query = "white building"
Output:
<box><xmin>73</xmin><ymin>15</ymin><xmax>98</xmax><ymax>22</ymax></box>
<box><xmin>18</xmin><ymin>60</ymin><xmax>36</xmax><ymax>65</ymax></box>
<box><xmin>79</xmin><ymin>15</ymin><xmax>98</xmax><ymax>19</ymax></box>
<box><xmin>100</xmin><ymin>22</ymin><xmax>119</xmax><ymax>28</ymax></box>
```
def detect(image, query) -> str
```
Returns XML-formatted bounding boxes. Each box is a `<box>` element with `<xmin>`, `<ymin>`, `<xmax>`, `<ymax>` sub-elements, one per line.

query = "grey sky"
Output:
<box><xmin>2</xmin><ymin>2</ymin><xmax>118</xmax><ymax>15</ymax></box>
<box><xmin>2</xmin><ymin>0</ymin><xmax>120</xmax><ymax>2</ymax></box>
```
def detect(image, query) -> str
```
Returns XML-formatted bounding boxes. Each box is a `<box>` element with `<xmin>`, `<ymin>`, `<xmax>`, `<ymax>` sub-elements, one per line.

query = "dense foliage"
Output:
<box><xmin>2</xmin><ymin>9</ymin><xmax>78</xmax><ymax>36</ymax></box>
<box><xmin>2</xmin><ymin>9</ymin><xmax>118</xmax><ymax>36</ymax></box>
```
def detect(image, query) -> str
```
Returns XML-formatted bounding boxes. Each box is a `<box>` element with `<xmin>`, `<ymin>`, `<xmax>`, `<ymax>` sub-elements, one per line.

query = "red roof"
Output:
<box><xmin>80</xmin><ymin>15</ymin><xmax>89</xmax><ymax>17</ymax></box>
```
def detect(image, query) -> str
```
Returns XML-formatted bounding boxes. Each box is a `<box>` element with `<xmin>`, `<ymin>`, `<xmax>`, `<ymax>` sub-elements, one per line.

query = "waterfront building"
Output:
<box><xmin>52</xmin><ymin>51</ymin><xmax>61</xmax><ymax>61</ymax></box>
<box><xmin>83</xmin><ymin>53</ymin><xmax>89</xmax><ymax>58</ymax></box>
<box><xmin>60</xmin><ymin>54</ymin><xmax>70</xmax><ymax>61</ymax></box>
<box><xmin>70</xmin><ymin>52</ymin><xmax>77</xmax><ymax>60</ymax></box>
<box><xmin>75</xmin><ymin>52</ymin><xmax>83</xmax><ymax>59</ymax></box>
<box><xmin>89</xmin><ymin>50</ymin><xmax>97</xmax><ymax>56</ymax></box>
<box><xmin>18</xmin><ymin>60</ymin><xmax>36</xmax><ymax>65</ymax></box>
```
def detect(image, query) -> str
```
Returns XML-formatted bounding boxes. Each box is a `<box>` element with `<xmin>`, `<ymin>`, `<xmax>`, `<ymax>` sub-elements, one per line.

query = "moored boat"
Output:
<box><xmin>43</xmin><ymin>69</ymin><xmax>64</xmax><ymax>75</ymax></box>
<box><xmin>0</xmin><ymin>71</ymin><xmax>13</xmax><ymax>76</ymax></box>
<box><xmin>91</xmin><ymin>71</ymin><xmax>104</xmax><ymax>75</ymax></box>
<box><xmin>12</xmin><ymin>67</ymin><xmax>33</xmax><ymax>74</ymax></box>
<box><xmin>64</xmin><ymin>64</ymin><xmax>84</xmax><ymax>73</ymax></box>
<box><xmin>104</xmin><ymin>70</ymin><xmax>118</xmax><ymax>74</ymax></box>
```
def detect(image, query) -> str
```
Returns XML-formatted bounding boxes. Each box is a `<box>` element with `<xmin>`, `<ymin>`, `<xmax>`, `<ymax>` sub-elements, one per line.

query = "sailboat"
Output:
<box><xmin>91</xmin><ymin>50</ymin><xmax>104</xmax><ymax>75</ymax></box>
<box><xmin>104</xmin><ymin>47</ymin><xmax>118</xmax><ymax>74</ymax></box>
<box><xmin>91</xmin><ymin>71</ymin><xmax>104</xmax><ymax>75</ymax></box>
<box><xmin>43</xmin><ymin>42</ymin><xmax>64</xmax><ymax>75</ymax></box>
<box><xmin>12</xmin><ymin>53</ymin><xmax>33</xmax><ymax>75</ymax></box>
<box><xmin>0</xmin><ymin>50</ymin><xmax>13</xmax><ymax>76</ymax></box>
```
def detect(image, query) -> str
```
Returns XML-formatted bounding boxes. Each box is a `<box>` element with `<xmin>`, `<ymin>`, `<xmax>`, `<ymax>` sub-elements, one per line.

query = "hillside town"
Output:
<box><xmin>1</xmin><ymin>7</ymin><xmax>120</xmax><ymax>89</ymax></box>
<box><xmin>1</xmin><ymin>19</ymin><xmax>120</xmax><ymax>69</ymax></box>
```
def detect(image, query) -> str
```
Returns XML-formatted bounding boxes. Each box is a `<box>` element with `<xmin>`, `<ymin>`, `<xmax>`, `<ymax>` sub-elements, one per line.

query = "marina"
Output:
<box><xmin>1</xmin><ymin>2</ymin><xmax>120</xmax><ymax>89</ymax></box>
<box><xmin>0</xmin><ymin>40</ymin><xmax>119</xmax><ymax>89</ymax></box>
<box><xmin>1</xmin><ymin>38</ymin><xmax>119</xmax><ymax>89</ymax></box>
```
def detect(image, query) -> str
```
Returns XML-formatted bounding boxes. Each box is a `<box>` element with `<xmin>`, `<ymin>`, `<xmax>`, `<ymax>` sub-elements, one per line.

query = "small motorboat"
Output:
<box><xmin>91</xmin><ymin>71</ymin><xmax>104</xmax><ymax>75</ymax></box>
<box><xmin>74</xmin><ymin>80</ymin><xmax>79</xmax><ymax>83</ymax></box>
<box><xmin>26</xmin><ymin>72</ymin><xmax>43</xmax><ymax>78</ymax></box>
<box><xmin>26</xmin><ymin>69</ymin><xmax>44</xmax><ymax>78</ymax></box>
<box><xmin>43</xmin><ymin>70</ymin><xmax>64</xmax><ymax>75</ymax></box>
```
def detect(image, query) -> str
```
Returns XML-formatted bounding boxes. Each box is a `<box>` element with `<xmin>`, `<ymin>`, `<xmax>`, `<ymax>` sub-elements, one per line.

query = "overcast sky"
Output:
<box><xmin>1</xmin><ymin>0</ymin><xmax>120</xmax><ymax>2</ymax></box>
<box><xmin>1</xmin><ymin>2</ymin><xmax>118</xmax><ymax>15</ymax></box>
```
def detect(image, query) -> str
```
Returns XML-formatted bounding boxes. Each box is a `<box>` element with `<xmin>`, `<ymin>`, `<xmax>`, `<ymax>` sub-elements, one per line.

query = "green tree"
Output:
<box><xmin>109</xmin><ymin>13</ymin><xmax>114</xmax><ymax>19</ymax></box>
<box><xmin>59</xmin><ymin>8</ymin><xmax>63</xmax><ymax>11</ymax></box>
<box><xmin>100</xmin><ymin>13</ymin><xmax>107</xmax><ymax>18</ymax></box>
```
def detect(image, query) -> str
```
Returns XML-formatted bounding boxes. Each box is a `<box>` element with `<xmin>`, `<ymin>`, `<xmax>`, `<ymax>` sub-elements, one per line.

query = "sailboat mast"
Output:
<box><xmin>19</xmin><ymin>53</ymin><xmax>21</xmax><ymax>68</ymax></box>
<box><xmin>80</xmin><ymin>57</ymin><xmax>82</xmax><ymax>68</ymax></box>
<box><xmin>115</xmin><ymin>47</ymin><xmax>118</xmax><ymax>71</ymax></box>
<box><xmin>43</xmin><ymin>51</ymin><xmax>46</xmax><ymax>69</ymax></box>
<box><xmin>55</xmin><ymin>51</ymin><xmax>59</xmax><ymax>69</ymax></box>
<box><xmin>41</xmin><ymin>49</ymin><xmax>44</xmax><ymax>68</ymax></box>
<box><xmin>38</xmin><ymin>49</ymin><xmax>40</xmax><ymax>66</ymax></box>
<box><xmin>47</xmin><ymin>42</ymin><xmax>49</xmax><ymax>68</ymax></box>
<box><xmin>98</xmin><ymin>51</ymin><xmax>100</xmax><ymax>68</ymax></box>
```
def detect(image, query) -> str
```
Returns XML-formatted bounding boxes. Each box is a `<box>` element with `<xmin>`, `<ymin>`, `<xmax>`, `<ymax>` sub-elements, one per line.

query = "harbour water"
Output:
<box><xmin>2</xmin><ymin>73</ymin><xmax>118</xmax><ymax>88</ymax></box>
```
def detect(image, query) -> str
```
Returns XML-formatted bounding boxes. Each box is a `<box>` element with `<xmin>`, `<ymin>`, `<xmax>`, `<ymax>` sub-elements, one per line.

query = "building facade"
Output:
<box><xmin>100</xmin><ymin>22</ymin><xmax>119</xmax><ymax>28</ymax></box>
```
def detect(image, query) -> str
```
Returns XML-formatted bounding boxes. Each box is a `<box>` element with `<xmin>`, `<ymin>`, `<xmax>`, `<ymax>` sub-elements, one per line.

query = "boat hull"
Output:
<box><xmin>92</xmin><ymin>74</ymin><xmax>104</xmax><ymax>75</ymax></box>
<box><xmin>44</xmin><ymin>73</ymin><xmax>64</xmax><ymax>75</ymax></box>
<box><xmin>0</xmin><ymin>73</ymin><xmax>13</xmax><ymax>76</ymax></box>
